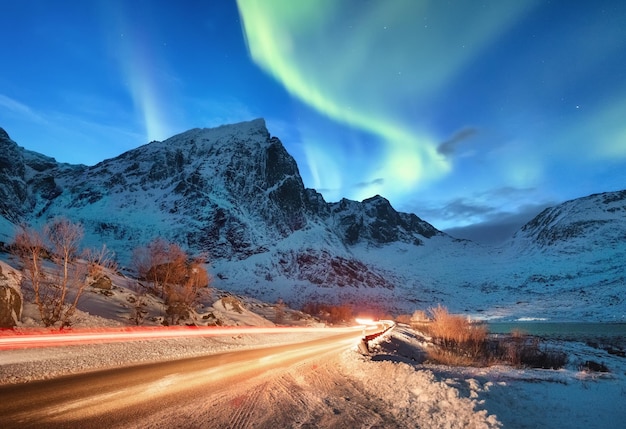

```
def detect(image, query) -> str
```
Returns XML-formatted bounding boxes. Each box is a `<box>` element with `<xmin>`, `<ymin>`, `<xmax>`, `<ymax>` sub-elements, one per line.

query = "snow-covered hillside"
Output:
<box><xmin>0</xmin><ymin>121</ymin><xmax>624</xmax><ymax>321</ymax></box>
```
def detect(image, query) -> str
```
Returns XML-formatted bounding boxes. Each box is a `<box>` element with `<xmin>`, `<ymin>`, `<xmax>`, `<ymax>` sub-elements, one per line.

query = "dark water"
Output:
<box><xmin>487</xmin><ymin>322</ymin><xmax>626</xmax><ymax>339</ymax></box>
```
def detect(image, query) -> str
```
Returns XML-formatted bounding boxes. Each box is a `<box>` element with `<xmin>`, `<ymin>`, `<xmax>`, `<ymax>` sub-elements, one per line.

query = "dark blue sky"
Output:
<box><xmin>1</xmin><ymin>1</ymin><xmax>625</xmax><ymax>243</ymax></box>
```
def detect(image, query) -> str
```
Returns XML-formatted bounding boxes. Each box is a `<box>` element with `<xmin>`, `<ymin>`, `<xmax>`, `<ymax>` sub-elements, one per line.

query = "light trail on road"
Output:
<box><xmin>0</xmin><ymin>325</ymin><xmax>367</xmax><ymax>350</ymax></box>
<box><xmin>0</xmin><ymin>329</ymin><xmax>374</xmax><ymax>428</ymax></box>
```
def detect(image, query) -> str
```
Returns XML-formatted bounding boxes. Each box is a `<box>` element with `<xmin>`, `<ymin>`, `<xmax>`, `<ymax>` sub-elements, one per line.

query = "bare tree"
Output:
<box><xmin>13</xmin><ymin>225</ymin><xmax>47</xmax><ymax>323</ymax></box>
<box><xmin>133</xmin><ymin>238</ymin><xmax>186</xmax><ymax>298</ymax></box>
<box><xmin>129</xmin><ymin>284</ymin><xmax>148</xmax><ymax>326</ymax></box>
<box><xmin>166</xmin><ymin>255</ymin><xmax>210</xmax><ymax>324</ymax></box>
<box><xmin>45</xmin><ymin>218</ymin><xmax>85</xmax><ymax>325</ymax></box>
<box><xmin>13</xmin><ymin>218</ymin><xmax>88</xmax><ymax>328</ymax></box>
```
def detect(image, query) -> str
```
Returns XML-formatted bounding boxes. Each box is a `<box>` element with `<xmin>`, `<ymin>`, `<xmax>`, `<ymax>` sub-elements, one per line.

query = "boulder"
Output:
<box><xmin>0</xmin><ymin>264</ymin><xmax>22</xmax><ymax>327</ymax></box>
<box><xmin>90</xmin><ymin>275</ymin><xmax>112</xmax><ymax>290</ymax></box>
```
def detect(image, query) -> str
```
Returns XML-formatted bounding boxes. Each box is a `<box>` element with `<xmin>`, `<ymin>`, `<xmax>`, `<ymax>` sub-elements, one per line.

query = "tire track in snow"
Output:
<box><xmin>226</xmin><ymin>378</ymin><xmax>265</xmax><ymax>429</ymax></box>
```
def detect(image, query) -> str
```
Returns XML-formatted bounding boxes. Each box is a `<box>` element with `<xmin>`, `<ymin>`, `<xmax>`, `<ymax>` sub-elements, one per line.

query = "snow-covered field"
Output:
<box><xmin>2</xmin><ymin>258</ymin><xmax>625</xmax><ymax>428</ymax></box>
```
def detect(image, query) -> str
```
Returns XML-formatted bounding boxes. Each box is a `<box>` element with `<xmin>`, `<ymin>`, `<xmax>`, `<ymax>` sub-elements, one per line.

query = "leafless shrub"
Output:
<box><xmin>411</xmin><ymin>310</ymin><xmax>429</xmax><ymax>323</ymax></box>
<box><xmin>133</xmin><ymin>238</ymin><xmax>186</xmax><ymax>298</ymax></box>
<box><xmin>579</xmin><ymin>360</ymin><xmax>609</xmax><ymax>373</ymax></box>
<box><xmin>395</xmin><ymin>314</ymin><xmax>412</xmax><ymax>324</ymax></box>
<box><xmin>495</xmin><ymin>329</ymin><xmax>567</xmax><ymax>369</ymax></box>
<box><xmin>85</xmin><ymin>244</ymin><xmax>117</xmax><ymax>280</ymax></box>
<box><xmin>409</xmin><ymin>309</ymin><xmax>430</xmax><ymax>332</ymax></box>
<box><xmin>501</xmin><ymin>329</ymin><xmax>530</xmax><ymax>366</ymax></box>
<box><xmin>133</xmin><ymin>238</ymin><xmax>210</xmax><ymax>325</ymax></box>
<box><xmin>275</xmin><ymin>298</ymin><xmax>286</xmax><ymax>324</ymax></box>
<box><xmin>13</xmin><ymin>224</ymin><xmax>46</xmax><ymax>321</ymax></box>
<box><xmin>128</xmin><ymin>286</ymin><xmax>148</xmax><ymax>326</ymax></box>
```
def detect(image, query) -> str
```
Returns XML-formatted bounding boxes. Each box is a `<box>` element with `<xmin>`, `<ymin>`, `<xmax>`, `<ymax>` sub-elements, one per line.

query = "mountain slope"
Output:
<box><xmin>0</xmin><ymin>121</ymin><xmax>624</xmax><ymax>321</ymax></box>
<box><xmin>0</xmin><ymin>120</ymin><xmax>449</xmax><ymax>310</ymax></box>
<box><xmin>513</xmin><ymin>190</ymin><xmax>626</xmax><ymax>252</ymax></box>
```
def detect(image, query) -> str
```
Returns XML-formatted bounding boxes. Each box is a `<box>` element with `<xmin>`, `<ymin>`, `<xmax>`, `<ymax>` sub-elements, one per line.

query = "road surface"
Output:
<box><xmin>0</xmin><ymin>328</ymin><xmax>401</xmax><ymax>428</ymax></box>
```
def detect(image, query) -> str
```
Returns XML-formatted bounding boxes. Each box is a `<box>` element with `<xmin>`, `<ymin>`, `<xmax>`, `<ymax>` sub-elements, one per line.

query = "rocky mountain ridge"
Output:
<box><xmin>0</xmin><ymin>120</ymin><xmax>624</xmax><ymax>320</ymax></box>
<box><xmin>0</xmin><ymin>120</ymin><xmax>446</xmax><ymax>307</ymax></box>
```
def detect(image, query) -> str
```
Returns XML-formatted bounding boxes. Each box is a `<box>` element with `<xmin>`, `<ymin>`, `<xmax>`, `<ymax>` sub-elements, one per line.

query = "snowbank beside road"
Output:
<box><xmin>341</xmin><ymin>349</ymin><xmax>501</xmax><ymax>428</ymax></box>
<box><xmin>366</xmin><ymin>325</ymin><xmax>626</xmax><ymax>429</ymax></box>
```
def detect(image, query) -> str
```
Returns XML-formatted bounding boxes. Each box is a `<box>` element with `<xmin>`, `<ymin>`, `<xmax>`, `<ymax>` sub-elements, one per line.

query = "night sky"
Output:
<box><xmin>1</xmin><ymin>1</ymin><xmax>625</xmax><ymax>243</ymax></box>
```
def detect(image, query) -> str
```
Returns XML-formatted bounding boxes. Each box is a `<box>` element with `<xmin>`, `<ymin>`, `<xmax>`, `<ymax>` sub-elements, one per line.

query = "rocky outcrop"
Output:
<box><xmin>90</xmin><ymin>275</ymin><xmax>113</xmax><ymax>290</ymax></box>
<box><xmin>330</xmin><ymin>195</ymin><xmax>442</xmax><ymax>246</ymax></box>
<box><xmin>0</xmin><ymin>128</ymin><xmax>74</xmax><ymax>223</ymax></box>
<box><xmin>0</xmin><ymin>263</ymin><xmax>22</xmax><ymax>327</ymax></box>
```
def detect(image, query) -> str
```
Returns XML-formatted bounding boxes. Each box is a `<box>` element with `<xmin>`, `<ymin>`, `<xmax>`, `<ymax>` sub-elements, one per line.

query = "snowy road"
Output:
<box><xmin>0</xmin><ymin>330</ymin><xmax>384</xmax><ymax>428</ymax></box>
<box><xmin>4</xmin><ymin>324</ymin><xmax>618</xmax><ymax>428</ymax></box>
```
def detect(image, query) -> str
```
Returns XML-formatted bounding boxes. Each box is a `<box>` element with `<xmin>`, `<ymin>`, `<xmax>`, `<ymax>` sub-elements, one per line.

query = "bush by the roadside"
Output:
<box><xmin>579</xmin><ymin>360</ymin><xmax>609</xmax><ymax>372</ymax></box>
<box><xmin>417</xmin><ymin>305</ymin><xmax>489</xmax><ymax>365</ymax></box>
<box><xmin>395</xmin><ymin>314</ymin><xmax>412</xmax><ymax>324</ymax></box>
<box><xmin>410</xmin><ymin>306</ymin><xmax>567</xmax><ymax>369</ymax></box>
<box><xmin>301</xmin><ymin>301</ymin><xmax>353</xmax><ymax>324</ymax></box>
<box><xmin>492</xmin><ymin>329</ymin><xmax>567</xmax><ymax>369</ymax></box>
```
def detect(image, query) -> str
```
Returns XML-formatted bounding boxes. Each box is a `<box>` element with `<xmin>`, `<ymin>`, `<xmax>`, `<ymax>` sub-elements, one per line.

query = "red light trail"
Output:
<box><xmin>0</xmin><ymin>325</ymin><xmax>367</xmax><ymax>350</ymax></box>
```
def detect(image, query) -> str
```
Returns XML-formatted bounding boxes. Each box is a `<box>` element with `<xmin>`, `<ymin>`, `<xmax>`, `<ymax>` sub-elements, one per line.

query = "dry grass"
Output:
<box><xmin>419</xmin><ymin>305</ymin><xmax>488</xmax><ymax>365</ymax></box>
<box><xmin>498</xmin><ymin>331</ymin><xmax>567</xmax><ymax>369</ymax></box>
<box><xmin>426</xmin><ymin>348</ymin><xmax>479</xmax><ymax>366</ymax></box>
<box><xmin>411</xmin><ymin>306</ymin><xmax>567</xmax><ymax>368</ymax></box>
<box><xmin>301</xmin><ymin>302</ymin><xmax>353</xmax><ymax>324</ymax></box>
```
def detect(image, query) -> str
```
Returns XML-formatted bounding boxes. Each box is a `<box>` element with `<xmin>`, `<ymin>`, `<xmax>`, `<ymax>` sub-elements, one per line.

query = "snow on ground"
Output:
<box><xmin>340</xmin><ymin>347</ymin><xmax>501</xmax><ymax>428</ymax></box>
<box><xmin>4</xmin><ymin>320</ymin><xmax>624</xmax><ymax>428</ymax></box>
<box><xmin>2</xmin><ymin>256</ymin><xmax>626</xmax><ymax>428</ymax></box>
<box><xmin>364</xmin><ymin>325</ymin><xmax>626</xmax><ymax>429</ymax></box>
<box><xmin>0</xmin><ymin>332</ymin><xmax>334</xmax><ymax>385</ymax></box>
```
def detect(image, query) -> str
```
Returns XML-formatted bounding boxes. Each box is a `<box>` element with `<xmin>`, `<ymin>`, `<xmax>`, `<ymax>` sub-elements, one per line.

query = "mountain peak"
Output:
<box><xmin>200</xmin><ymin>117</ymin><xmax>268</xmax><ymax>139</ymax></box>
<box><xmin>0</xmin><ymin>127</ymin><xmax>10</xmax><ymax>141</ymax></box>
<box><xmin>158</xmin><ymin>118</ymin><xmax>270</xmax><ymax>150</ymax></box>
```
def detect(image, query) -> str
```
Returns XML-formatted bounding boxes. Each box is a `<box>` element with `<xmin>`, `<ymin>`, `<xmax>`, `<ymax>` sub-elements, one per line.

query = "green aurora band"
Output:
<box><xmin>237</xmin><ymin>0</ymin><xmax>536</xmax><ymax>196</ymax></box>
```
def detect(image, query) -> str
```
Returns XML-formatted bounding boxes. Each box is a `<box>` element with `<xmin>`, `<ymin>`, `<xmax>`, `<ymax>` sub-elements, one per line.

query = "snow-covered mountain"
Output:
<box><xmin>0</xmin><ymin>121</ymin><xmax>623</xmax><ymax>321</ymax></box>
<box><xmin>514</xmin><ymin>190</ymin><xmax>626</xmax><ymax>252</ymax></box>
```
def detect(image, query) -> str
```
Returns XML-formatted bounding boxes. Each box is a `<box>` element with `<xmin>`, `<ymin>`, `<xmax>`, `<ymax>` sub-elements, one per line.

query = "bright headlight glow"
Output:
<box><xmin>355</xmin><ymin>318</ymin><xmax>377</xmax><ymax>326</ymax></box>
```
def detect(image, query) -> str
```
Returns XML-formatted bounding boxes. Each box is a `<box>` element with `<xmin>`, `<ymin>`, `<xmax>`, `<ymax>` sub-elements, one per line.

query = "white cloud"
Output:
<box><xmin>0</xmin><ymin>94</ymin><xmax>47</xmax><ymax>124</ymax></box>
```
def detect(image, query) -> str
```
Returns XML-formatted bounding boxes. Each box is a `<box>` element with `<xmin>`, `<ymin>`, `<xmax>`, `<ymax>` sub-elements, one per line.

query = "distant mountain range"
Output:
<box><xmin>0</xmin><ymin>120</ymin><xmax>624</xmax><ymax>321</ymax></box>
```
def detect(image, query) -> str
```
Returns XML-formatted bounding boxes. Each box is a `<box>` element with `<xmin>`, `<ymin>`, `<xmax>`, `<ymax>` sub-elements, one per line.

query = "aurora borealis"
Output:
<box><xmin>1</xmin><ymin>1</ymin><xmax>625</xmax><ymax>241</ymax></box>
